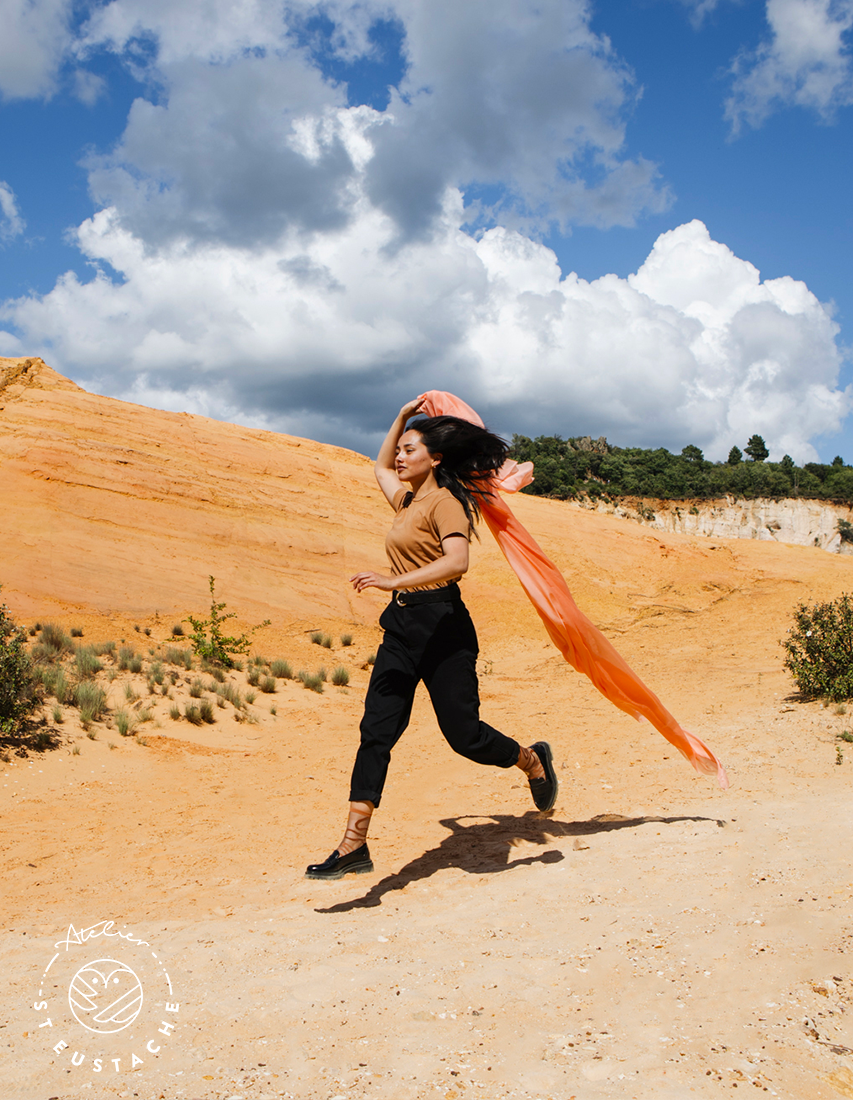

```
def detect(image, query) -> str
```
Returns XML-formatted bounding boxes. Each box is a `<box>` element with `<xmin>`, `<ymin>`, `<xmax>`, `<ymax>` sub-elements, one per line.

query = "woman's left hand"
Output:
<box><xmin>350</xmin><ymin>571</ymin><xmax>396</xmax><ymax>593</ymax></box>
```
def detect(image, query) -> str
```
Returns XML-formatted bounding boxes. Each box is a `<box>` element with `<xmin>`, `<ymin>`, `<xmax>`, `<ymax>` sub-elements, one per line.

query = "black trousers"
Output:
<box><xmin>349</xmin><ymin>593</ymin><xmax>521</xmax><ymax>807</ymax></box>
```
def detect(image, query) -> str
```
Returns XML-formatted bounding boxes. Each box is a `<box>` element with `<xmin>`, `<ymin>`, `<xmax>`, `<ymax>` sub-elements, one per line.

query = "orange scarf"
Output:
<box><xmin>418</xmin><ymin>390</ymin><xmax>729</xmax><ymax>789</ymax></box>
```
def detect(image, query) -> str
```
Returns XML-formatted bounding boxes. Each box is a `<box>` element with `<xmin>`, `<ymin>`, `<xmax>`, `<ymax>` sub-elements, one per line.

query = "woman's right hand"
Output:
<box><xmin>399</xmin><ymin>396</ymin><xmax>425</xmax><ymax>421</ymax></box>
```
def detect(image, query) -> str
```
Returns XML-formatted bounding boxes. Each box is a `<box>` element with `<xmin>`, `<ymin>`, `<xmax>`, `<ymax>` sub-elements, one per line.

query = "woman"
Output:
<box><xmin>306</xmin><ymin>397</ymin><xmax>558</xmax><ymax>880</ymax></box>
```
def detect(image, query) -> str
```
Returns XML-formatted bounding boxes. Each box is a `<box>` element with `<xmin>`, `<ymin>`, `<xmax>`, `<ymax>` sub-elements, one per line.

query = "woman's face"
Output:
<box><xmin>395</xmin><ymin>430</ymin><xmax>440</xmax><ymax>484</ymax></box>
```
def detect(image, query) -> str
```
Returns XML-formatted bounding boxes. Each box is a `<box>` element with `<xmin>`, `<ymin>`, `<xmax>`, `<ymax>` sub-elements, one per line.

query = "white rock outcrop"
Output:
<box><xmin>579</xmin><ymin>495</ymin><xmax>853</xmax><ymax>552</ymax></box>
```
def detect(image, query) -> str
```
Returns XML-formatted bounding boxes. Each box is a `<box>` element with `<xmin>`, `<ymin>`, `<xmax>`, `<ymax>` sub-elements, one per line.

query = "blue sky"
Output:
<box><xmin>1</xmin><ymin>0</ymin><xmax>852</xmax><ymax>463</ymax></box>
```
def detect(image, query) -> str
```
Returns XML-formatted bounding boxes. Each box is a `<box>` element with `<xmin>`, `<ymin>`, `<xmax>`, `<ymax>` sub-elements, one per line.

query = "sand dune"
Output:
<box><xmin>2</xmin><ymin>356</ymin><xmax>853</xmax><ymax>1099</ymax></box>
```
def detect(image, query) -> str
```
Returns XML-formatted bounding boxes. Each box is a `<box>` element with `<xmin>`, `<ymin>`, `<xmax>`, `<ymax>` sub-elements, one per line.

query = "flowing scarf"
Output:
<box><xmin>418</xmin><ymin>390</ymin><xmax>729</xmax><ymax>789</ymax></box>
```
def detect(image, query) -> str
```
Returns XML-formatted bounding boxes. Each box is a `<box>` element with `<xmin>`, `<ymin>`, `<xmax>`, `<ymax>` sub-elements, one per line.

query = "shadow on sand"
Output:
<box><xmin>314</xmin><ymin>810</ymin><xmax>725</xmax><ymax>913</ymax></box>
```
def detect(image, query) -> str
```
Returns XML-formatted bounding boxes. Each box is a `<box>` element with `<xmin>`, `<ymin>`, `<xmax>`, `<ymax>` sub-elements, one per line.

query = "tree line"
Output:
<box><xmin>507</xmin><ymin>432</ymin><xmax>853</xmax><ymax>505</ymax></box>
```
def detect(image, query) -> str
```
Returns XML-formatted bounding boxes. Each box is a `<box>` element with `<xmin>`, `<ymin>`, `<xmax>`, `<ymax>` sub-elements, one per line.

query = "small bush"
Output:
<box><xmin>41</xmin><ymin>665</ymin><xmax>72</xmax><ymax>704</ymax></box>
<box><xmin>216</xmin><ymin>682</ymin><xmax>242</xmax><ymax>708</ymax></box>
<box><xmin>115</xmin><ymin>708</ymin><xmax>138</xmax><ymax>737</ymax></box>
<box><xmin>75</xmin><ymin>682</ymin><xmax>106</xmax><ymax>724</ymax></box>
<box><xmin>366</xmin><ymin>652</ymin><xmax>376</xmax><ymax>666</ymax></box>
<box><xmin>317</xmin><ymin>666</ymin><xmax>328</xmax><ymax>682</ymax></box>
<box><xmin>838</xmin><ymin>518</ymin><xmax>853</xmax><ymax>544</ymax></box>
<box><xmin>310</xmin><ymin>631</ymin><xmax>323</xmax><ymax>645</ymax></box>
<box><xmin>150</xmin><ymin>660</ymin><xmax>165</xmax><ymax>685</ymax></box>
<box><xmin>199</xmin><ymin>699</ymin><xmax>215</xmax><ymax>723</ymax></box>
<box><xmin>134</xmin><ymin>624</ymin><xmax>141</xmax><ymax>633</ymax></box>
<box><xmin>169</xmin><ymin>704</ymin><xmax>180</xmax><ymax>720</ymax></box>
<box><xmin>189</xmin><ymin>678</ymin><xmax>205</xmax><ymax>698</ymax></box>
<box><xmin>93</xmin><ymin>640</ymin><xmax>116</xmax><ymax>656</ymax></box>
<box><xmin>322</xmin><ymin>634</ymin><xmax>332</xmax><ymax>649</ymax></box>
<box><xmin>128</xmin><ymin>655</ymin><xmax>143</xmax><ymax>675</ymax></box>
<box><xmin>124</xmin><ymin>683</ymin><xmax>138</xmax><ymax>702</ymax></box>
<box><xmin>839</xmin><ymin>731</ymin><xmax>853</xmax><ymax>743</ymax></box>
<box><xmin>144</xmin><ymin>627</ymin><xmax>151</xmax><ymax>637</ymax></box>
<box><xmin>783</xmin><ymin>594</ymin><xmax>853</xmax><ymax>701</ymax></box>
<box><xmin>260</xmin><ymin>675</ymin><xmax>276</xmax><ymax>694</ymax></box>
<box><xmin>74</xmin><ymin>647</ymin><xmax>103</xmax><ymax>679</ymax></box>
<box><xmin>251</xmin><ymin>654</ymin><xmax>266</xmax><ymax>667</ymax></box>
<box><xmin>247</xmin><ymin>668</ymin><xmax>260</xmax><ymax>687</ymax></box>
<box><xmin>52</xmin><ymin>705</ymin><xmax>63</xmax><ymax>724</ymax></box>
<box><xmin>184</xmin><ymin>703</ymin><xmax>203</xmax><ymax>725</ymax></box>
<box><xmin>301</xmin><ymin>673</ymin><xmax>324</xmax><ymax>694</ymax></box>
<box><xmin>184</xmin><ymin>576</ymin><xmax>270</xmax><ymax>667</ymax></box>
<box><xmin>340</xmin><ymin>633</ymin><xmax>353</xmax><ymax>646</ymax></box>
<box><xmin>245</xmin><ymin>689</ymin><xmax>257</xmax><ymax>704</ymax></box>
<box><xmin>171</xmin><ymin>624</ymin><xmax>184</xmax><ymax>637</ymax></box>
<box><xmin>216</xmin><ymin>694</ymin><xmax>226</xmax><ymax>708</ymax></box>
<box><xmin>165</xmin><ymin>646</ymin><xmax>192</xmax><ymax>669</ymax></box>
<box><xmin>270</xmin><ymin>659</ymin><xmax>292</xmax><ymax>679</ymax></box>
<box><xmin>39</xmin><ymin>623</ymin><xmax>73</xmax><ymax>658</ymax></box>
<box><xmin>138</xmin><ymin>707</ymin><xmax>153</xmax><ymax>723</ymax></box>
<box><xmin>332</xmin><ymin>666</ymin><xmax>350</xmax><ymax>687</ymax></box>
<box><xmin>205</xmin><ymin>664</ymin><xmax>226</xmax><ymax>682</ymax></box>
<box><xmin>70</xmin><ymin>627</ymin><xmax>84</xmax><ymax>638</ymax></box>
<box><xmin>117</xmin><ymin>645</ymin><xmax>136</xmax><ymax>671</ymax></box>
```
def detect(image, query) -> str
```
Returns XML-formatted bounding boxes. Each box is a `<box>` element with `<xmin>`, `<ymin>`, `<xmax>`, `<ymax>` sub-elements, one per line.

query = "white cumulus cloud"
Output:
<box><xmin>0</xmin><ymin>0</ymin><xmax>74</xmax><ymax>101</ymax></box>
<box><xmin>0</xmin><ymin>182</ymin><xmax>25</xmax><ymax>240</ymax></box>
<box><xmin>2</xmin><ymin>206</ymin><xmax>845</xmax><ymax>463</ymax></box>
<box><xmin>726</xmin><ymin>0</ymin><xmax>853</xmax><ymax>131</ymax></box>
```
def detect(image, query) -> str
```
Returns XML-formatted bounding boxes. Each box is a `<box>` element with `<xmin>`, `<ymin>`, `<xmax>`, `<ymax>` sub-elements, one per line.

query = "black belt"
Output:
<box><xmin>393</xmin><ymin>583</ymin><xmax>461</xmax><ymax>607</ymax></box>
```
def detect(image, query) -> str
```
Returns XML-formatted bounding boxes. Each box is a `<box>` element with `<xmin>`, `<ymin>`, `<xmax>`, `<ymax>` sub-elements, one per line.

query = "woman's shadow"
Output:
<box><xmin>314</xmin><ymin>810</ymin><xmax>723</xmax><ymax>913</ymax></box>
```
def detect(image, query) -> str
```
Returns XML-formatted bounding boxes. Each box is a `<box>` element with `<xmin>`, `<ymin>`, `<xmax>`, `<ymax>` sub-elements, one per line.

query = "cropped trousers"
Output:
<box><xmin>349</xmin><ymin>589</ymin><xmax>521</xmax><ymax>807</ymax></box>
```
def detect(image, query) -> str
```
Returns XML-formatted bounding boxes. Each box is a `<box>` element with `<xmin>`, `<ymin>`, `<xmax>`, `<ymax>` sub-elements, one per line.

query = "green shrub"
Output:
<box><xmin>204</xmin><ymin>663</ymin><xmax>226</xmax><ymax>682</ymax></box>
<box><xmin>184</xmin><ymin>703</ymin><xmax>203</xmax><ymax>725</ymax></box>
<box><xmin>93</xmin><ymin>640</ymin><xmax>116</xmax><ymax>656</ymax></box>
<box><xmin>75</xmin><ymin>682</ymin><xmax>106</xmax><ymax>724</ymax></box>
<box><xmin>247</xmin><ymin>667</ymin><xmax>260</xmax><ymax>687</ymax></box>
<box><xmin>0</xmin><ymin>594</ymin><xmax>42</xmax><ymax>735</ymax></box>
<box><xmin>366</xmin><ymin>652</ymin><xmax>376</xmax><ymax>666</ymax></box>
<box><xmin>41</xmin><ymin>665</ymin><xmax>71</xmax><ymax>704</ymax></box>
<box><xmin>340</xmin><ymin>633</ymin><xmax>353</xmax><ymax>646</ymax></box>
<box><xmin>332</xmin><ymin>666</ymin><xmax>350</xmax><ymax>687</ymax></box>
<box><xmin>260</xmin><ymin>675</ymin><xmax>276</xmax><ymax>694</ymax></box>
<box><xmin>128</xmin><ymin>655</ymin><xmax>143</xmax><ymax>675</ymax></box>
<box><xmin>270</xmin><ymin>659</ymin><xmax>292</xmax><ymax>679</ymax></box>
<box><xmin>70</xmin><ymin>627</ymin><xmax>84</xmax><ymax>638</ymax></box>
<box><xmin>124</xmin><ymin>683</ymin><xmax>138</xmax><ymax>702</ymax></box>
<box><xmin>838</xmin><ymin>519</ymin><xmax>853</xmax><ymax>544</ymax></box>
<box><xmin>783</xmin><ymin>594</ymin><xmax>853</xmax><ymax>701</ymax></box>
<box><xmin>216</xmin><ymin>682</ymin><xmax>242</xmax><ymax>708</ymax></box>
<box><xmin>310</xmin><ymin>631</ymin><xmax>323</xmax><ymax>645</ymax></box>
<box><xmin>117</xmin><ymin>645</ymin><xmax>136</xmax><ymax>671</ymax></box>
<box><xmin>245</xmin><ymin>689</ymin><xmax>257</xmax><ymax>704</ymax></box>
<box><xmin>74</xmin><ymin>647</ymin><xmax>102</xmax><ymax>679</ymax></box>
<box><xmin>171</xmin><ymin>624</ymin><xmax>184</xmax><ymax>636</ymax></box>
<box><xmin>184</xmin><ymin>576</ymin><xmax>270</xmax><ymax>667</ymax></box>
<box><xmin>199</xmin><ymin>699</ymin><xmax>215</xmax><ymax>723</ymax></box>
<box><xmin>322</xmin><ymin>634</ymin><xmax>332</xmax><ymax>649</ymax></box>
<box><xmin>169</xmin><ymin>703</ymin><xmax>180</xmax><ymax>720</ymax></box>
<box><xmin>317</xmin><ymin>666</ymin><xmax>327</xmax><ymax>682</ymax></box>
<box><xmin>165</xmin><ymin>646</ymin><xmax>192</xmax><ymax>669</ymax></box>
<box><xmin>150</xmin><ymin>660</ymin><xmax>165</xmax><ymax>685</ymax></box>
<box><xmin>115</xmin><ymin>708</ymin><xmax>137</xmax><ymax>737</ymax></box>
<box><xmin>38</xmin><ymin>623</ymin><xmax>73</xmax><ymax>658</ymax></box>
<box><xmin>189</xmin><ymin>678</ymin><xmax>205</xmax><ymax>698</ymax></box>
<box><xmin>52</xmin><ymin>705</ymin><xmax>63</xmax><ymax>724</ymax></box>
<box><xmin>301</xmin><ymin>673</ymin><xmax>324</xmax><ymax>694</ymax></box>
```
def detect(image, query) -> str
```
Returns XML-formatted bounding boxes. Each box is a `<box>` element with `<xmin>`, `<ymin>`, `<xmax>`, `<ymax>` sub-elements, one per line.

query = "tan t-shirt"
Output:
<box><xmin>385</xmin><ymin>487</ymin><xmax>470</xmax><ymax>591</ymax></box>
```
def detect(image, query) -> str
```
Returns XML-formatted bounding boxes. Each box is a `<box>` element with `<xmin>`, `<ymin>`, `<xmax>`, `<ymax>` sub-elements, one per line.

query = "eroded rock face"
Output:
<box><xmin>581</xmin><ymin>495</ymin><xmax>853</xmax><ymax>552</ymax></box>
<box><xmin>0</xmin><ymin>355</ymin><xmax>385</xmax><ymax>623</ymax></box>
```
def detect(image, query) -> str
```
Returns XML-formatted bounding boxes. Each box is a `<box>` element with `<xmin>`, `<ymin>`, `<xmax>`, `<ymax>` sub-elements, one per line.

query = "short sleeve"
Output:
<box><xmin>392</xmin><ymin>487</ymin><xmax>411</xmax><ymax>512</ymax></box>
<box><xmin>432</xmin><ymin>492</ymin><xmax>470</xmax><ymax>542</ymax></box>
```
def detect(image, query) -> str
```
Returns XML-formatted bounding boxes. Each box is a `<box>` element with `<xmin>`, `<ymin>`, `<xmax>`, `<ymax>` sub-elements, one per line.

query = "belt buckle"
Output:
<box><xmin>394</xmin><ymin>590</ymin><xmax>408</xmax><ymax>607</ymax></box>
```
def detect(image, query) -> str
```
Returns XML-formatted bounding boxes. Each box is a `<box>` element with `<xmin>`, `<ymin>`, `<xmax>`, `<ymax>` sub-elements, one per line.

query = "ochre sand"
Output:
<box><xmin>2</xmin><ymin>357</ymin><xmax>853</xmax><ymax>1099</ymax></box>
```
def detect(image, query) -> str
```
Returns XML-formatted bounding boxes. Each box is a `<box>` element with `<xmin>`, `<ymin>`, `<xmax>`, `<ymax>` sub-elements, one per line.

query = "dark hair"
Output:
<box><xmin>408</xmin><ymin>415</ymin><xmax>509</xmax><ymax>530</ymax></box>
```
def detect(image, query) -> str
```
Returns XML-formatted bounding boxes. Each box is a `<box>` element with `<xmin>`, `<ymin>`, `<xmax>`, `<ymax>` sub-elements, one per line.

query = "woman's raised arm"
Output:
<box><xmin>374</xmin><ymin>397</ymin><xmax>425</xmax><ymax>506</ymax></box>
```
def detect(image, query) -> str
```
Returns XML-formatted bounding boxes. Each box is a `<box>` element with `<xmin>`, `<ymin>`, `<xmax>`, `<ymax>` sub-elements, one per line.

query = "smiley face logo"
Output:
<box><xmin>68</xmin><ymin>958</ymin><xmax>144</xmax><ymax>1033</ymax></box>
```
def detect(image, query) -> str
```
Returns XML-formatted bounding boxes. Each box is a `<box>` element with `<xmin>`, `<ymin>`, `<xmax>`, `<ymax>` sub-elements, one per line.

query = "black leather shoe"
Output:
<box><xmin>528</xmin><ymin>741</ymin><xmax>558</xmax><ymax>811</ymax></box>
<box><xmin>305</xmin><ymin>843</ymin><xmax>374</xmax><ymax>880</ymax></box>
